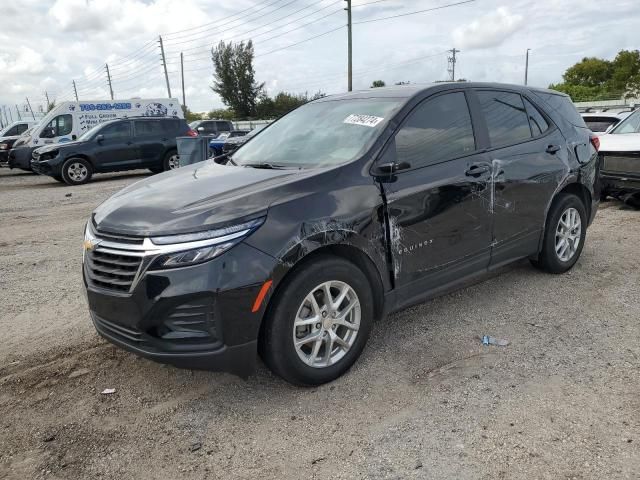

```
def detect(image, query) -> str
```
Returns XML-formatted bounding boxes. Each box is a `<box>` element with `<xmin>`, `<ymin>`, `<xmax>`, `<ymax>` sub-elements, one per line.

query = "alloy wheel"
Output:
<box><xmin>67</xmin><ymin>162</ymin><xmax>88</xmax><ymax>182</ymax></box>
<box><xmin>555</xmin><ymin>207</ymin><xmax>581</xmax><ymax>262</ymax></box>
<box><xmin>292</xmin><ymin>280</ymin><xmax>361</xmax><ymax>368</ymax></box>
<box><xmin>167</xmin><ymin>155</ymin><xmax>179</xmax><ymax>169</ymax></box>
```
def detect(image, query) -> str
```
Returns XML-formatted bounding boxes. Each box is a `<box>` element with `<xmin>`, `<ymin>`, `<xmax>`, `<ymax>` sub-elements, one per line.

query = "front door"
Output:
<box><xmin>379</xmin><ymin>90</ymin><xmax>493</xmax><ymax>306</ymax></box>
<box><xmin>93</xmin><ymin>121</ymin><xmax>138</xmax><ymax>170</ymax></box>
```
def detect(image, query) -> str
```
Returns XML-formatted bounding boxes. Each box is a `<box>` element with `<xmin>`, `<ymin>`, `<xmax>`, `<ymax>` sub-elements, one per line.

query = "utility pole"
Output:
<box><xmin>524</xmin><ymin>48</ymin><xmax>531</xmax><ymax>85</ymax></box>
<box><xmin>106</xmin><ymin>63</ymin><xmax>114</xmax><ymax>100</ymax></box>
<box><xmin>447</xmin><ymin>48</ymin><xmax>460</xmax><ymax>81</ymax></box>
<box><xmin>45</xmin><ymin>91</ymin><xmax>50</xmax><ymax>110</ymax></box>
<box><xmin>180</xmin><ymin>52</ymin><xmax>186</xmax><ymax>107</ymax></box>
<box><xmin>73</xmin><ymin>80</ymin><xmax>79</xmax><ymax>101</ymax></box>
<box><xmin>159</xmin><ymin>36</ymin><xmax>172</xmax><ymax>98</ymax></box>
<box><xmin>25</xmin><ymin>97</ymin><xmax>36</xmax><ymax>120</ymax></box>
<box><xmin>15</xmin><ymin>105</ymin><xmax>22</xmax><ymax>120</ymax></box>
<box><xmin>345</xmin><ymin>0</ymin><xmax>352</xmax><ymax>91</ymax></box>
<box><xmin>7</xmin><ymin>105</ymin><xmax>13</xmax><ymax>123</ymax></box>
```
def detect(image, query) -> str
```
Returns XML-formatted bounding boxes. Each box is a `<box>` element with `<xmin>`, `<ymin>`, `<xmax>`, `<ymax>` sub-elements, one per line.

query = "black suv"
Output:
<box><xmin>31</xmin><ymin>117</ymin><xmax>191</xmax><ymax>185</ymax></box>
<box><xmin>83</xmin><ymin>83</ymin><xmax>599</xmax><ymax>385</ymax></box>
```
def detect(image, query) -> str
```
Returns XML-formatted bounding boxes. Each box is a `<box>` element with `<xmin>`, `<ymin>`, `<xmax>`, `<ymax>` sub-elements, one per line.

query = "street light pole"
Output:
<box><xmin>525</xmin><ymin>48</ymin><xmax>531</xmax><ymax>86</ymax></box>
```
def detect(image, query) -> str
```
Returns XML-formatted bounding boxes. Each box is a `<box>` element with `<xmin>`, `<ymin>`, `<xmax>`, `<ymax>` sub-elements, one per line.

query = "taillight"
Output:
<box><xmin>590</xmin><ymin>135</ymin><xmax>600</xmax><ymax>151</ymax></box>
<box><xmin>187</xmin><ymin>129</ymin><xmax>198</xmax><ymax>137</ymax></box>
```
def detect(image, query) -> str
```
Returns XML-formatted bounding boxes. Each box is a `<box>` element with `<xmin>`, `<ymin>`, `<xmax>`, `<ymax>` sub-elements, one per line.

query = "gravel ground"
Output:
<box><xmin>1</xmin><ymin>167</ymin><xmax>639</xmax><ymax>480</ymax></box>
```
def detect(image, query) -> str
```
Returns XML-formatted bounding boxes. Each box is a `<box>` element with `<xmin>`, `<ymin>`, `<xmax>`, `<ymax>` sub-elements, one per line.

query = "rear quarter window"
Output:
<box><xmin>533</xmin><ymin>91</ymin><xmax>587</xmax><ymax>128</ymax></box>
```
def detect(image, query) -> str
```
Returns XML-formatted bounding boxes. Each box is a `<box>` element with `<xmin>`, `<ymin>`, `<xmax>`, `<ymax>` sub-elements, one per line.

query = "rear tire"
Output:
<box><xmin>61</xmin><ymin>158</ymin><xmax>92</xmax><ymax>186</ymax></box>
<box><xmin>162</xmin><ymin>150</ymin><xmax>179</xmax><ymax>171</ymax></box>
<box><xmin>531</xmin><ymin>193</ymin><xmax>586</xmax><ymax>273</ymax></box>
<box><xmin>260</xmin><ymin>256</ymin><xmax>374</xmax><ymax>386</ymax></box>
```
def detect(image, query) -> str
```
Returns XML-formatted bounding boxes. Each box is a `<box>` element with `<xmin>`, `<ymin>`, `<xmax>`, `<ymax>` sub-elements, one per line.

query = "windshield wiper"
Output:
<box><xmin>242</xmin><ymin>162</ymin><xmax>288</xmax><ymax>170</ymax></box>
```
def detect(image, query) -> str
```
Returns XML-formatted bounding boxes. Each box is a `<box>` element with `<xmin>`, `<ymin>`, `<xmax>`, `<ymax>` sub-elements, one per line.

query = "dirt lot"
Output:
<box><xmin>0</xmin><ymin>167</ymin><xmax>639</xmax><ymax>480</ymax></box>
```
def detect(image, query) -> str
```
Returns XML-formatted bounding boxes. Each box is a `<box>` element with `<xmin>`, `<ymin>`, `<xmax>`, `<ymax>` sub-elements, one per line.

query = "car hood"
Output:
<box><xmin>599</xmin><ymin>133</ymin><xmax>640</xmax><ymax>152</ymax></box>
<box><xmin>35</xmin><ymin>141</ymin><xmax>86</xmax><ymax>154</ymax></box>
<box><xmin>93</xmin><ymin>161</ymin><xmax>312</xmax><ymax>236</ymax></box>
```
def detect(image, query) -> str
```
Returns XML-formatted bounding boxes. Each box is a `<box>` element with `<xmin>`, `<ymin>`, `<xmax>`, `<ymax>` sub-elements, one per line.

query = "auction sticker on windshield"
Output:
<box><xmin>344</xmin><ymin>114</ymin><xmax>384</xmax><ymax>127</ymax></box>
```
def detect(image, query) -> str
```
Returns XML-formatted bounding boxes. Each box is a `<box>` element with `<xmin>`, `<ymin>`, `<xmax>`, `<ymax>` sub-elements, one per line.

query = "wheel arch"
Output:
<box><xmin>258</xmin><ymin>244</ymin><xmax>386</xmax><ymax>347</ymax></box>
<box><xmin>63</xmin><ymin>154</ymin><xmax>95</xmax><ymax>169</ymax></box>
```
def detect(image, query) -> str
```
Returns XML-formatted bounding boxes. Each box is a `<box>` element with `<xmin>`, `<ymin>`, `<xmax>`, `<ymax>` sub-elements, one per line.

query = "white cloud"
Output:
<box><xmin>452</xmin><ymin>7</ymin><xmax>524</xmax><ymax>50</ymax></box>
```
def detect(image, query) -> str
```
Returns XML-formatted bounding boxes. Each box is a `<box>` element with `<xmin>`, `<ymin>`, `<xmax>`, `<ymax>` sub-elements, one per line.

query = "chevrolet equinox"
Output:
<box><xmin>83</xmin><ymin>83</ymin><xmax>600</xmax><ymax>385</ymax></box>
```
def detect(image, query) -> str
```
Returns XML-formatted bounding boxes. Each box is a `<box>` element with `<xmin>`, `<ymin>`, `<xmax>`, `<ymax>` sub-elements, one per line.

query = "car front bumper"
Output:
<box><xmin>7</xmin><ymin>146</ymin><xmax>34</xmax><ymax>170</ymax></box>
<box><xmin>84</xmin><ymin>241</ymin><xmax>278</xmax><ymax>377</ymax></box>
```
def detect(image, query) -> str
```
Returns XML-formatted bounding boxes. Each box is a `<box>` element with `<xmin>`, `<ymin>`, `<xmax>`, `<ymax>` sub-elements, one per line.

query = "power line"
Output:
<box><xmin>256</xmin><ymin>25</ymin><xmax>345</xmax><ymax>57</ymax></box>
<box><xmin>353</xmin><ymin>0</ymin><xmax>475</xmax><ymax>24</ymax></box>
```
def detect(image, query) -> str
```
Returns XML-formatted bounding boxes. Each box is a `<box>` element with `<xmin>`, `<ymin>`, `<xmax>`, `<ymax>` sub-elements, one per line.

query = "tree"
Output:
<box><xmin>370</xmin><ymin>80</ymin><xmax>385</xmax><ymax>88</ymax></box>
<box><xmin>256</xmin><ymin>90</ymin><xmax>327</xmax><ymax>119</ymax></box>
<box><xmin>211</xmin><ymin>40</ymin><xmax>264</xmax><ymax>118</ymax></box>
<box><xmin>47</xmin><ymin>100</ymin><xmax>56</xmax><ymax>112</ymax></box>
<box><xmin>207</xmin><ymin>108</ymin><xmax>236</xmax><ymax>120</ymax></box>
<box><xmin>549</xmin><ymin>50</ymin><xmax>640</xmax><ymax>101</ymax></box>
<box><xmin>181</xmin><ymin>105</ymin><xmax>201</xmax><ymax>122</ymax></box>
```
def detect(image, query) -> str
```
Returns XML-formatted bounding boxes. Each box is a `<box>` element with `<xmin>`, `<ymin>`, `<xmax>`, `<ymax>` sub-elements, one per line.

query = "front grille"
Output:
<box><xmin>85</xmin><ymin>249</ymin><xmax>143</xmax><ymax>292</ymax></box>
<box><xmin>601</xmin><ymin>153</ymin><xmax>640</xmax><ymax>175</ymax></box>
<box><xmin>93</xmin><ymin>227</ymin><xmax>144</xmax><ymax>245</ymax></box>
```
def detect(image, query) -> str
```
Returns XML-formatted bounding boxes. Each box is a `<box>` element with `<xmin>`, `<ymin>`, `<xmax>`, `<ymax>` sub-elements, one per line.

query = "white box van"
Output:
<box><xmin>25</xmin><ymin>99</ymin><xmax>183</xmax><ymax>149</ymax></box>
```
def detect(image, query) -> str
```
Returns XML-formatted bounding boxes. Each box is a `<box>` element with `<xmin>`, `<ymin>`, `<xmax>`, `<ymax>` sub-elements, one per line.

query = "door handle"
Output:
<box><xmin>465</xmin><ymin>163</ymin><xmax>490</xmax><ymax>177</ymax></box>
<box><xmin>546</xmin><ymin>144</ymin><xmax>561</xmax><ymax>154</ymax></box>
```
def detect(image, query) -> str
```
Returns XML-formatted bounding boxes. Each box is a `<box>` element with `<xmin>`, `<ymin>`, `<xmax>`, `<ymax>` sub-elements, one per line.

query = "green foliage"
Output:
<box><xmin>370</xmin><ymin>80</ymin><xmax>386</xmax><ymax>88</ymax></box>
<box><xmin>211</xmin><ymin>40</ymin><xmax>264</xmax><ymax>118</ymax></box>
<box><xmin>550</xmin><ymin>50</ymin><xmax>640</xmax><ymax>101</ymax></box>
<box><xmin>47</xmin><ymin>101</ymin><xmax>56</xmax><ymax>113</ymax></box>
<box><xmin>256</xmin><ymin>90</ymin><xmax>326</xmax><ymax>119</ymax></box>
<box><xmin>207</xmin><ymin>108</ymin><xmax>236</xmax><ymax>120</ymax></box>
<box><xmin>181</xmin><ymin>105</ymin><xmax>201</xmax><ymax>122</ymax></box>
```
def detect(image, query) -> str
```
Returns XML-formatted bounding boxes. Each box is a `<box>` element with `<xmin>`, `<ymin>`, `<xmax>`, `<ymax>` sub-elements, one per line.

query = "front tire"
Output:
<box><xmin>260</xmin><ymin>256</ymin><xmax>374</xmax><ymax>386</ymax></box>
<box><xmin>531</xmin><ymin>193</ymin><xmax>587</xmax><ymax>273</ymax></box>
<box><xmin>162</xmin><ymin>150</ymin><xmax>179</xmax><ymax>171</ymax></box>
<box><xmin>61</xmin><ymin>158</ymin><xmax>92</xmax><ymax>185</ymax></box>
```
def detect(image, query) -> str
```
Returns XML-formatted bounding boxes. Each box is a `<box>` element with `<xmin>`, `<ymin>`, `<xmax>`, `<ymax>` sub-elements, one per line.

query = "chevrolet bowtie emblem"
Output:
<box><xmin>83</xmin><ymin>239</ymin><xmax>100</xmax><ymax>251</ymax></box>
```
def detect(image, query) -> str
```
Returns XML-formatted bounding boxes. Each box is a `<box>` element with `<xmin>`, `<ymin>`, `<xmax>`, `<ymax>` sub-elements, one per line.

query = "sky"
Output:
<box><xmin>0</xmin><ymin>0</ymin><xmax>638</xmax><ymax>117</ymax></box>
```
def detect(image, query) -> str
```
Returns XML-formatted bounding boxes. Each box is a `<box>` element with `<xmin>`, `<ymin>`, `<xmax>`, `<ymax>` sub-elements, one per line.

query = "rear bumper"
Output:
<box><xmin>601</xmin><ymin>171</ymin><xmax>640</xmax><ymax>196</ymax></box>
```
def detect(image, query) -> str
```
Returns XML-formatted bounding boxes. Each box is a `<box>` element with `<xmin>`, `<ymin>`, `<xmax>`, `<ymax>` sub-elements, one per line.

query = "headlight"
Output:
<box><xmin>0</xmin><ymin>143</ymin><xmax>7</xmax><ymax>150</ymax></box>
<box><xmin>148</xmin><ymin>217</ymin><xmax>265</xmax><ymax>269</ymax></box>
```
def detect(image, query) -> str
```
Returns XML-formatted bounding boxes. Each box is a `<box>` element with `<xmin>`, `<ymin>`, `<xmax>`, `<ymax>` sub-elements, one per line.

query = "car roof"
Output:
<box><xmin>313</xmin><ymin>82</ymin><xmax>569</xmax><ymax>103</ymax></box>
<box><xmin>581</xmin><ymin>112</ymin><xmax>627</xmax><ymax>119</ymax></box>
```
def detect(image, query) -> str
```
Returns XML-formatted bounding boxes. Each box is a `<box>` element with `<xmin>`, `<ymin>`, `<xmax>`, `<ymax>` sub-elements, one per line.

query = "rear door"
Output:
<box><xmin>93</xmin><ymin>121</ymin><xmax>138</xmax><ymax>170</ymax></box>
<box><xmin>379</xmin><ymin>89</ymin><xmax>493</xmax><ymax>305</ymax></box>
<box><xmin>472</xmin><ymin>89</ymin><xmax>567</xmax><ymax>266</ymax></box>
<box><xmin>133</xmin><ymin>120</ymin><xmax>165</xmax><ymax>166</ymax></box>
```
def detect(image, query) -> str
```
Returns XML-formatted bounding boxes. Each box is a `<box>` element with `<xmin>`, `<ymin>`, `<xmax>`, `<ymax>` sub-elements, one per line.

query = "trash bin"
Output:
<box><xmin>176</xmin><ymin>135</ymin><xmax>219</xmax><ymax>167</ymax></box>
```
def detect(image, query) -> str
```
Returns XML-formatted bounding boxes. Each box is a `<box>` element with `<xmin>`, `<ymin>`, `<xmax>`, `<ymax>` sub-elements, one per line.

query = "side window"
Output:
<box><xmin>216</xmin><ymin>121</ymin><xmax>231</xmax><ymax>131</ymax></box>
<box><xmin>535</xmin><ymin>92</ymin><xmax>586</xmax><ymax>128</ymax></box>
<box><xmin>101</xmin><ymin>122</ymin><xmax>131</xmax><ymax>140</ymax></box>
<box><xmin>16</xmin><ymin>124</ymin><xmax>28</xmax><ymax>135</ymax></box>
<box><xmin>394</xmin><ymin>92</ymin><xmax>476</xmax><ymax>169</ymax></box>
<box><xmin>614</xmin><ymin>111</ymin><xmax>640</xmax><ymax>134</ymax></box>
<box><xmin>162</xmin><ymin>120</ymin><xmax>180</xmax><ymax>134</ymax></box>
<box><xmin>477</xmin><ymin>90</ymin><xmax>532</xmax><ymax>147</ymax></box>
<box><xmin>523</xmin><ymin>98</ymin><xmax>550</xmax><ymax>136</ymax></box>
<box><xmin>40</xmin><ymin>115</ymin><xmax>73</xmax><ymax>138</ymax></box>
<box><xmin>200</xmin><ymin>122</ymin><xmax>216</xmax><ymax>134</ymax></box>
<box><xmin>134</xmin><ymin>120</ymin><xmax>164</xmax><ymax>136</ymax></box>
<box><xmin>5</xmin><ymin>125</ymin><xmax>19</xmax><ymax>136</ymax></box>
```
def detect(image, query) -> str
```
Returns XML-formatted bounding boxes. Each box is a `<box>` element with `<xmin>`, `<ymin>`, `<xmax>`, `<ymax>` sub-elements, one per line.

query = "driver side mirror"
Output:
<box><xmin>96</xmin><ymin>134</ymin><xmax>105</xmax><ymax>144</ymax></box>
<box><xmin>197</xmin><ymin>127</ymin><xmax>204</xmax><ymax>132</ymax></box>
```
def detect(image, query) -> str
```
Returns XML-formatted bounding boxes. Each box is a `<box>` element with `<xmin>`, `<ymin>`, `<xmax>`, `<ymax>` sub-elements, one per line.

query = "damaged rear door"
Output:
<box><xmin>376</xmin><ymin>89</ymin><xmax>493</xmax><ymax>307</ymax></box>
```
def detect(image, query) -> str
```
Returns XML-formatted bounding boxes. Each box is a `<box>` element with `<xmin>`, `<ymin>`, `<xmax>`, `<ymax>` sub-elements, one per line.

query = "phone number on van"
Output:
<box><xmin>79</xmin><ymin>103</ymin><xmax>132</xmax><ymax>112</ymax></box>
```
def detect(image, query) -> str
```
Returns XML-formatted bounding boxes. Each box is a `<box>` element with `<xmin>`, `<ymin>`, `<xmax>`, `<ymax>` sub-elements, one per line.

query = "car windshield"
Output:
<box><xmin>610</xmin><ymin>110</ymin><xmax>640</xmax><ymax>134</ymax></box>
<box><xmin>232</xmin><ymin>98</ymin><xmax>402</xmax><ymax>168</ymax></box>
<box><xmin>78</xmin><ymin>122</ymin><xmax>110</xmax><ymax>141</ymax></box>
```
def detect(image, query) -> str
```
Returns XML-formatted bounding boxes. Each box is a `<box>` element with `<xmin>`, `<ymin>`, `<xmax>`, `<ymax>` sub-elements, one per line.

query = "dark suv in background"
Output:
<box><xmin>190</xmin><ymin>119</ymin><xmax>234</xmax><ymax>136</ymax></box>
<box><xmin>31</xmin><ymin>117</ymin><xmax>191</xmax><ymax>185</ymax></box>
<box><xmin>83</xmin><ymin>83</ymin><xmax>599</xmax><ymax>385</ymax></box>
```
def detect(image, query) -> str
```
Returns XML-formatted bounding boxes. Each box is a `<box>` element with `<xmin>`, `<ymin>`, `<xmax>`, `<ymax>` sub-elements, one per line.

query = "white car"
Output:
<box><xmin>598</xmin><ymin>110</ymin><xmax>640</xmax><ymax>206</ymax></box>
<box><xmin>581</xmin><ymin>111</ymin><xmax>631</xmax><ymax>136</ymax></box>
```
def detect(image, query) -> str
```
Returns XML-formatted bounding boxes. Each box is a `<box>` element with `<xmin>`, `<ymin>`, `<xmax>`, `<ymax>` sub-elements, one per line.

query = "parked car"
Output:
<box><xmin>30</xmin><ymin>117</ymin><xmax>191</xmax><ymax>185</ymax></box>
<box><xmin>7</xmin><ymin>98</ymin><xmax>182</xmax><ymax>171</ymax></box>
<box><xmin>581</xmin><ymin>112</ymin><xmax>630</xmax><ymax>136</ymax></box>
<box><xmin>222</xmin><ymin>125</ymin><xmax>265</xmax><ymax>155</ymax></box>
<box><xmin>208</xmin><ymin>130</ymin><xmax>249</xmax><ymax>156</ymax></box>
<box><xmin>83</xmin><ymin>83</ymin><xmax>599</xmax><ymax>385</ymax></box>
<box><xmin>190</xmin><ymin>119</ymin><xmax>234</xmax><ymax>136</ymax></box>
<box><xmin>0</xmin><ymin>123</ymin><xmax>37</xmax><ymax>166</ymax></box>
<box><xmin>598</xmin><ymin>109</ymin><xmax>640</xmax><ymax>206</ymax></box>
